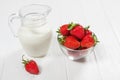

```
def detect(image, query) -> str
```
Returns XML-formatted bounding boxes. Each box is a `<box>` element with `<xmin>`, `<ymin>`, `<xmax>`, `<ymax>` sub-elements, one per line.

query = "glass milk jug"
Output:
<box><xmin>8</xmin><ymin>4</ymin><xmax>52</xmax><ymax>57</ymax></box>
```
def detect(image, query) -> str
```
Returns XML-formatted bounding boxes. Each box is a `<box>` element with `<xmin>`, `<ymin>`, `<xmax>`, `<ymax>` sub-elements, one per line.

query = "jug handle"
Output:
<box><xmin>8</xmin><ymin>13</ymin><xmax>20</xmax><ymax>37</ymax></box>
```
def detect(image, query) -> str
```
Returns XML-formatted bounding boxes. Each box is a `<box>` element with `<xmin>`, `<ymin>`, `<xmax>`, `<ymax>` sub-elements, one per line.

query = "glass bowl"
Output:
<box><xmin>57</xmin><ymin>37</ymin><xmax>94</xmax><ymax>60</ymax></box>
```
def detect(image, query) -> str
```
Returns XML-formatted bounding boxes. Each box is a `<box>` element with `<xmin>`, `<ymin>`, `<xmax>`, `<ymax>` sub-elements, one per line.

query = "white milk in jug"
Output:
<box><xmin>18</xmin><ymin>23</ymin><xmax>52</xmax><ymax>57</ymax></box>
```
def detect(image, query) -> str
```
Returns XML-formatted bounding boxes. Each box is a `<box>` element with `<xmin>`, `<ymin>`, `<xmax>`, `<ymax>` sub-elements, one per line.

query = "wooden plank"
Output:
<box><xmin>100</xmin><ymin>0</ymin><xmax>120</xmax><ymax>47</ymax></box>
<box><xmin>1</xmin><ymin>50</ymin><xmax>67</xmax><ymax>80</ymax></box>
<box><xmin>0</xmin><ymin>55</ymin><xmax>4</xmax><ymax>80</ymax></box>
<box><xmin>80</xmin><ymin>0</ymin><xmax>120</xmax><ymax>80</ymax></box>
<box><xmin>64</xmin><ymin>53</ymin><xmax>102</xmax><ymax>80</ymax></box>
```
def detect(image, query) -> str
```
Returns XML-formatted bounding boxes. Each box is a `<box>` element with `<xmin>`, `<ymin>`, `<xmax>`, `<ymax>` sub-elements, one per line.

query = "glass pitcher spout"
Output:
<box><xmin>19</xmin><ymin>4</ymin><xmax>52</xmax><ymax>27</ymax></box>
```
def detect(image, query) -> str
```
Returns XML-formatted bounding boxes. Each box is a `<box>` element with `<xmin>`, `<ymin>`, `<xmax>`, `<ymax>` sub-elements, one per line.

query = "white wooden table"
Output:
<box><xmin>0</xmin><ymin>0</ymin><xmax>120</xmax><ymax>80</ymax></box>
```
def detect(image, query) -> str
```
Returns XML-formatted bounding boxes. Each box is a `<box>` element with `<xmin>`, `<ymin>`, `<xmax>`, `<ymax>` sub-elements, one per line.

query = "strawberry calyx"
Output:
<box><xmin>92</xmin><ymin>33</ymin><xmax>99</xmax><ymax>46</ymax></box>
<box><xmin>68</xmin><ymin>22</ymin><xmax>78</xmax><ymax>30</ymax></box>
<box><xmin>56</xmin><ymin>29</ymin><xmax>60</xmax><ymax>33</ymax></box>
<box><xmin>84</xmin><ymin>25</ymin><xmax>90</xmax><ymax>30</ymax></box>
<box><xmin>57</xmin><ymin>35</ymin><xmax>65</xmax><ymax>44</ymax></box>
<box><xmin>22</xmin><ymin>55</ymin><xmax>30</xmax><ymax>66</ymax></box>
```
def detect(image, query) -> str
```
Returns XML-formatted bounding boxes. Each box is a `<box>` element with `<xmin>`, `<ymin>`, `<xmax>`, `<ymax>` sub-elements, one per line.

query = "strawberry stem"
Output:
<box><xmin>22</xmin><ymin>55</ymin><xmax>29</xmax><ymax>65</ymax></box>
<box><xmin>84</xmin><ymin>25</ymin><xmax>90</xmax><ymax>30</ymax></box>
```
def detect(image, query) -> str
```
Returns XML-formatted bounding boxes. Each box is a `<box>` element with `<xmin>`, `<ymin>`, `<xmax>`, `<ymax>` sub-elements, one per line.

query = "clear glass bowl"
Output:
<box><xmin>57</xmin><ymin>37</ymin><xmax>94</xmax><ymax>60</ymax></box>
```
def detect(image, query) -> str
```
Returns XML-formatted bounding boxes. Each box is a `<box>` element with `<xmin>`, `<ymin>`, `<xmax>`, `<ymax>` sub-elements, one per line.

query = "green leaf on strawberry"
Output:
<box><xmin>56</xmin><ymin>29</ymin><xmax>60</xmax><ymax>33</ymax></box>
<box><xmin>84</xmin><ymin>25</ymin><xmax>90</xmax><ymax>30</ymax></box>
<box><xmin>57</xmin><ymin>35</ymin><xmax>65</xmax><ymax>44</ymax></box>
<box><xmin>92</xmin><ymin>33</ymin><xmax>99</xmax><ymax>46</ymax></box>
<box><xmin>68</xmin><ymin>22</ymin><xmax>78</xmax><ymax>30</ymax></box>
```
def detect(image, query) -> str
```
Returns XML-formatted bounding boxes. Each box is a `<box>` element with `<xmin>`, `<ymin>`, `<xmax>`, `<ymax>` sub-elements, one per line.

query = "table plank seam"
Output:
<box><xmin>93</xmin><ymin>50</ymin><xmax>104</xmax><ymax>80</ymax></box>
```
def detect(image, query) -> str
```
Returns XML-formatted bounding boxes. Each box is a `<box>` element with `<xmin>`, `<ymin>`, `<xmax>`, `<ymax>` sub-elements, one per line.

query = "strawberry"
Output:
<box><xmin>59</xmin><ymin>24</ymin><xmax>69</xmax><ymax>36</ymax></box>
<box><xmin>85</xmin><ymin>30</ymin><xmax>92</xmax><ymax>35</ymax></box>
<box><xmin>22</xmin><ymin>56</ymin><xmax>39</xmax><ymax>75</ymax></box>
<box><xmin>81</xmin><ymin>34</ymin><xmax>95</xmax><ymax>48</ymax></box>
<box><xmin>84</xmin><ymin>26</ymin><xmax>92</xmax><ymax>35</ymax></box>
<box><xmin>64</xmin><ymin>36</ymin><xmax>80</xmax><ymax>49</ymax></box>
<box><xmin>70</xmin><ymin>25</ymin><xmax>85</xmax><ymax>40</ymax></box>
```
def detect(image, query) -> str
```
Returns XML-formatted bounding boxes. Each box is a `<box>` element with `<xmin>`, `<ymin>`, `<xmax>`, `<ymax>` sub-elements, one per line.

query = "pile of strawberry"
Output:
<box><xmin>57</xmin><ymin>22</ymin><xmax>99</xmax><ymax>50</ymax></box>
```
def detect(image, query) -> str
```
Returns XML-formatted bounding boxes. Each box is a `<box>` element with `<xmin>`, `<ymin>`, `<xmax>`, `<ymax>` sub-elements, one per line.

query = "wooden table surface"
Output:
<box><xmin>0</xmin><ymin>0</ymin><xmax>120</xmax><ymax>80</ymax></box>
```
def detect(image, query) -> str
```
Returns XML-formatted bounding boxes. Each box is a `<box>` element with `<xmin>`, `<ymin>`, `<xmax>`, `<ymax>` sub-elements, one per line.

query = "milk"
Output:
<box><xmin>18</xmin><ymin>24</ymin><xmax>52</xmax><ymax>57</ymax></box>
<box><xmin>8</xmin><ymin>4</ymin><xmax>52</xmax><ymax>57</ymax></box>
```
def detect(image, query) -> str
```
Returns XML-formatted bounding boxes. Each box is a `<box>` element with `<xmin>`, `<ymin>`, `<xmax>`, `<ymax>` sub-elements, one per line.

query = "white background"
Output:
<box><xmin>0</xmin><ymin>0</ymin><xmax>120</xmax><ymax>80</ymax></box>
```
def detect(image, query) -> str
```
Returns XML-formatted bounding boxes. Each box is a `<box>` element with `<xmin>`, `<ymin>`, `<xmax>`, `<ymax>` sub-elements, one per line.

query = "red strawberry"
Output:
<box><xmin>84</xmin><ymin>26</ymin><xmax>92</xmax><ymax>35</ymax></box>
<box><xmin>81</xmin><ymin>34</ymin><xmax>95</xmax><ymax>48</ymax></box>
<box><xmin>70</xmin><ymin>25</ymin><xmax>85</xmax><ymax>40</ymax></box>
<box><xmin>85</xmin><ymin>30</ymin><xmax>92</xmax><ymax>35</ymax></box>
<box><xmin>64</xmin><ymin>36</ymin><xmax>80</xmax><ymax>49</ymax></box>
<box><xmin>59</xmin><ymin>24</ymin><xmax>69</xmax><ymax>36</ymax></box>
<box><xmin>22</xmin><ymin>56</ymin><xmax>39</xmax><ymax>75</ymax></box>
